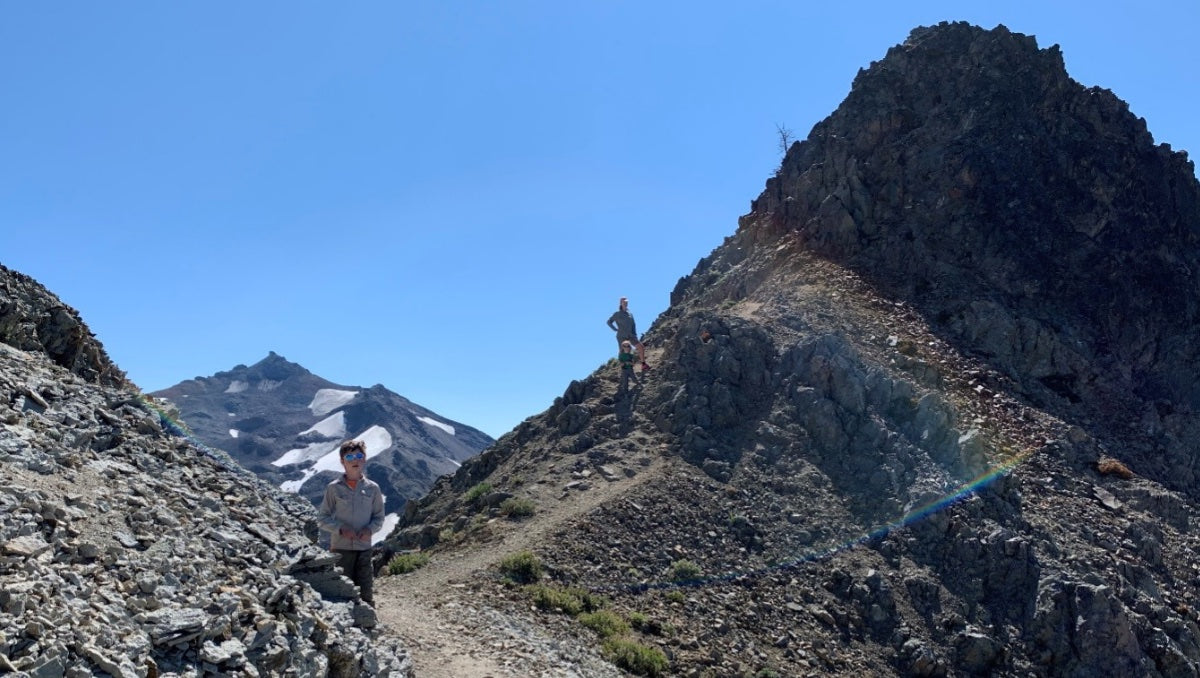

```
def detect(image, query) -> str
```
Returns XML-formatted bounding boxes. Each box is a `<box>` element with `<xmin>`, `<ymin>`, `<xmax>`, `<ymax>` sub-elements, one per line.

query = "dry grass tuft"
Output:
<box><xmin>1097</xmin><ymin>458</ymin><xmax>1134</xmax><ymax>479</ymax></box>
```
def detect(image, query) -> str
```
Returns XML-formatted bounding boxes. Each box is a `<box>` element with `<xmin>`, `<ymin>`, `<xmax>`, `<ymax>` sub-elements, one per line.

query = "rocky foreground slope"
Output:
<box><xmin>0</xmin><ymin>265</ymin><xmax>411</xmax><ymax>676</ymax></box>
<box><xmin>388</xmin><ymin>24</ymin><xmax>1200</xmax><ymax>677</ymax></box>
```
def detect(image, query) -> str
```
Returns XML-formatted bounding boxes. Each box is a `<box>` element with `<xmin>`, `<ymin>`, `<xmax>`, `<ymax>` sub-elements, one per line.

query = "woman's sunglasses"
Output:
<box><xmin>342</xmin><ymin>452</ymin><xmax>366</xmax><ymax>461</ymax></box>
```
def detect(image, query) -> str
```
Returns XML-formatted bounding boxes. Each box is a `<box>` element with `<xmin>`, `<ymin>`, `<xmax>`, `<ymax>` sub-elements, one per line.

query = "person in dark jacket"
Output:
<box><xmin>318</xmin><ymin>439</ymin><xmax>385</xmax><ymax>605</ymax></box>
<box><xmin>607</xmin><ymin>296</ymin><xmax>650</xmax><ymax>371</ymax></box>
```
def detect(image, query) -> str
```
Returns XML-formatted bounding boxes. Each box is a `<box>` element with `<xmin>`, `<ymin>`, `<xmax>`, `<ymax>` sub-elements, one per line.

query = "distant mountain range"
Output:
<box><xmin>151</xmin><ymin>352</ymin><xmax>493</xmax><ymax>536</ymax></box>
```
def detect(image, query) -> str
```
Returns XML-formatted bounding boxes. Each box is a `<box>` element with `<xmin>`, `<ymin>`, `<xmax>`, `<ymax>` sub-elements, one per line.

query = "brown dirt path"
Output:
<box><xmin>372</xmin><ymin>361</ymin><xmax>671</xmax><ymax>677</ymax></box>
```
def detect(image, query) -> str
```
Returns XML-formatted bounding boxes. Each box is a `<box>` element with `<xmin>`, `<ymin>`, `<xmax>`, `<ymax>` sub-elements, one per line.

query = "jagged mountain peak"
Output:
<box><xmin>246</xmin><ymin>351</ymin><xmax>313</xmax><ymax>380</ymax></box>
<box><xmin>204</xmin><ymin>351</ymin><xmax>314</xmax><ymax>386</ymax></box>
<box><xmin>745</xmin><ymin>21</ymin><xmax>1194</xmax><ymax>264</ymax></box>
<box><xmin>671</xmin><ymin>20</ymin><xmax>1200</xmax><ymax>498</ymax></box>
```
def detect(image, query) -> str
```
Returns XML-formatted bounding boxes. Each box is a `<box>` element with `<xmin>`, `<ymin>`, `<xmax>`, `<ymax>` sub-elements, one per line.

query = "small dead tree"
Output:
<box><xmin>775</xmin><ymin>122</ymin><xmax>794</xmax><ymax>158</ymax></box>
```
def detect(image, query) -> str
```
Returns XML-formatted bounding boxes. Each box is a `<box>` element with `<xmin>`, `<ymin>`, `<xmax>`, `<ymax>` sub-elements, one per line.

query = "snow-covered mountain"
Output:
<box><xmin>151</xmin><ymin>352</ymin><xmax>493</xmax><ymax>536</ymax></box>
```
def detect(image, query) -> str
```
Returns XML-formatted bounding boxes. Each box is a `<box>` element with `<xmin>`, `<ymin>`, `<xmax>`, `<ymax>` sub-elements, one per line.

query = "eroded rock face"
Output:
<box><xmin>0</xmin><ymin>264</ymin><xmax>127</xmax><ymax>388</ymax></box>
<box><xmin>0</xmin><ymin>338</ymin><xmax>412</xmax><ymax>675</ymax></box>
<box><xmin>677</xmin><ymin>22</ymin><xmax>1200</xmax><ymax>498</ymax></box>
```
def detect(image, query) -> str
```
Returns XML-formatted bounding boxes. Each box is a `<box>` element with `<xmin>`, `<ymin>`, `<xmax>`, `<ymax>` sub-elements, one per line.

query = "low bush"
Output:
<box><xmin>386</xmin><ymin>551</ymin><xmax>430</xmax><ymax>575</ymax></box>
<box><xmin>498</xmin><ymin>550</ymin><xmax>542</xmax><ymax>584</ymax></box>
<box><xmin>528</xmin><ymin>584</ymin><xmax>605</xmax><ymax>615</ymax></box>
<box><xmin>500</xmin><ymin>497</ymin><xmax>536</xmax><ymax>518</ymax></box>
<box><xmin>603</xmin><ymin>637</ymin><xmax>669</xmax><ymax>677</ymax></box>
<box><xmin>464</xmin><ymin>482</ymin><xmax>493</xmax><ymax>502</ymax></box>
<box><xmin>437</xmin><ymin>527</ymin><xmax>460</xmax><ymax>545</ymax></box>
<box><xmin>670</xmin><ymin>559</ymin><xmax>701</xmax><ymax>582</ymax></box>
<box><xmin>578</xmin><ymin>610</ymin><xmax>629</xmax><ymax>639</ymax></box>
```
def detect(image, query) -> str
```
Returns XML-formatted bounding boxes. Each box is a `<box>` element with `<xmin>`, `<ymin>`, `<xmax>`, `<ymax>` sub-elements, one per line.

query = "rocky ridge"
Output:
<box><xmin>0</xmin><ymin>265</ymin><xmax>412</xmax><ymax>676</ymax></box>
<box><xmin>0</xmin><ymin>263</ymin><xmax>126</xmax><ymax>389</ymax></box>
<box><xmin>386</xmin><ymin>23</ymin><xmax>1200</xmax><ymax>677</ymax></box>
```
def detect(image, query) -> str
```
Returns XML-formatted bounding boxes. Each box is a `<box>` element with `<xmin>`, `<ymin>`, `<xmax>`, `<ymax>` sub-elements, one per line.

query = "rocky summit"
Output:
<box><xmin>0</xmin><ymin>265</ymin><xmax>412</xmax><ymax>675</ymax></box>
<box><xmin>151</xmin><ymin>354</ymin><xmax>492</xmax><ymax>530</ymax></box>
<box><xmin>387</xmin><ymin>23</ymin><xmax>1200</xmax><ymax>677</ymax></box>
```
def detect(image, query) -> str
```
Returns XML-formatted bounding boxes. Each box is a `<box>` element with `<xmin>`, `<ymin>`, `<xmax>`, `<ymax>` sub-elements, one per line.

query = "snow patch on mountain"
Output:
<box><xmin>301</xmin><ymin>411</ymin><xmax>347</xmax><ymax>439</ymax></box>
<box><xmin>417</xmin><ymin>416</ymin><xmax>455</xmax><ymax>436</ymax></box>
<box><xmin>309</xmin><ymin>388</ymin><xmax>357</xmax><ymax>417</ymax></box>
<box><xmin>273</xmin><ymin>441</ymin><xmax>337</xmax><ymax>468</ymax></box>
<box><xmin>229</xmin><ymin>429</ymin><xmax>239</xmax><ymax>438</ymax></box>
<box><xmin>225</xmin><ymin>380</ymin><xmax>248</xmax><ymax>394</ymax></box>
<box><xmin>354</xmin><ymin>425</ymin><xmax>392</xmax><ymax>461</ymax></box>
<box><xmin>375</xmin><ymin>514</ymin><xmax>400</xmax><ymax>545</ymax></box>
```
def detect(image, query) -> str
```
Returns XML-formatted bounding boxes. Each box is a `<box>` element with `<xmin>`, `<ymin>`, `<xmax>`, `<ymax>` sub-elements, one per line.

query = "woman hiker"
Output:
<box><xmin>607</xmin><ymin>296</ymin><xmax>650</xmax><ymax>371</ymax></box>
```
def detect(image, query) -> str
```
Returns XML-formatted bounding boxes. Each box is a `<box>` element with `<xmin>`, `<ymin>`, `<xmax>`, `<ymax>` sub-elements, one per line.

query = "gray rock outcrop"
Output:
<box><xmin>684</xmin><ymin>21</ymin><xmax>1200</xmax><ymax>498</ymax></box>
<box><xmin>0</xmin><ymin>264</ymin><xmax>127</xmax><ymax>388</ymax></box>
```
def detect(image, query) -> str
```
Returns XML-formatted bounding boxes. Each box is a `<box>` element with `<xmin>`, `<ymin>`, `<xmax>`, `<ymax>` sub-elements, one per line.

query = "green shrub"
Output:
<box><xmin>530</xmin><ymin>585</ymin><xmax>580</xmax><ymax>614</ymax></box>
<box><xmin>665</xmin><ymin>590</ymin><xmax>686</xmax><ymax>604</ymax></box>
<box><xmin>500</xmin><ymin>497</ymin><xmax>536</xmax><ymax>518</ymax></box>
<box><xmin>498</xmin><ymin>550</ymin><xmax>542</xmax><ymax>584</ymax></box>
<box><xmin>603</xmin><ymin>637</ymin><xmax>669</xmax><ymax>677</ymax></box>
<box><xmin>578</xmin><ymin>610</ymin><xmax>630</xmax><ymax>639</ymax></box>
<box><xmin>528</xmin><ymin>584</ymin><xmax>605</xmax><ymax>615</ymax></box>
<box><xmin>628</xmin><ymin>611</ymin><xmax>648</xmax><ymax>628</ymax></box>
<box><xmin>386</xmin><ymin>551</ymin><xmax>430</xmax><ymax>575</ymax></box>
<box><xmin>670</xmin><ymin>559</ymin><xmax>701</xmax><ymax>582</ymax></box>
<box><xmin>464</xmin><ymin>482</ymin><xmax>493</xmax><ymax>502</ymax></box>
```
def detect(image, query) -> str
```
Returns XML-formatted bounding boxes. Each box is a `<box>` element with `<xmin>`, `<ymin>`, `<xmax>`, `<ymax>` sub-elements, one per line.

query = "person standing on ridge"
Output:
<box><xmin>607</xmin><ymin>296</ymin><xmax>650</xmax><ymax>371</ymax></box>
<box><xmin>318</xmin><ymin>439</ymin><xmax>385</xmax><ymax>606</ymax></box>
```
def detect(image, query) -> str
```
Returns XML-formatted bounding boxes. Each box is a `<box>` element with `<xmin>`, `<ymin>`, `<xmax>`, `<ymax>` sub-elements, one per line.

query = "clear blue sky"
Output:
<box><xmin>3</xmin><ymin>2</ymin><xmax>1197</xmax><ymax>439</ymax></box>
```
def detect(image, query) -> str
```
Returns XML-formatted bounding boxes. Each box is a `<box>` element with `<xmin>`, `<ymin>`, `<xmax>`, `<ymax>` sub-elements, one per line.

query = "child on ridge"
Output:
<box><xmin>318</xmin><ymin>439</ymin><xmax>385</xmax><ymax>606</ymax></box>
